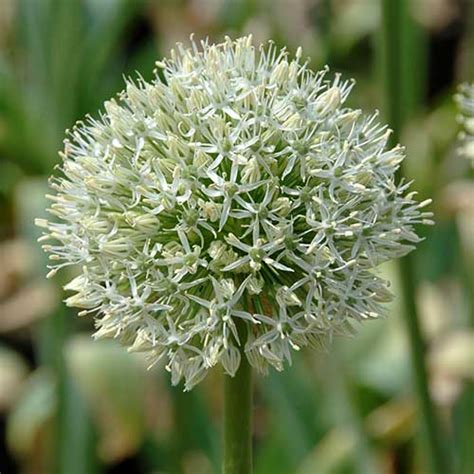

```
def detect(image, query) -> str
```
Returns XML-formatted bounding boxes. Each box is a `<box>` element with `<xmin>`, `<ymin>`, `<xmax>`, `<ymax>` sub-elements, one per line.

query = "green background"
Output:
<box><xmin>0</xmin><ymin>1</ymin><xmax>473</xmax><ymax>473</ymax></box>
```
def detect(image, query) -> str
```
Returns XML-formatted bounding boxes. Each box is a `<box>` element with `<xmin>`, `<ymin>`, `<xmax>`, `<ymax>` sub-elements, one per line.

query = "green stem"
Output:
<box><xmin>318</xmin><ymin>0</ymin><xmax>332</xmax><ymax>65</ymax></box>
<box><xmin>379</xmin><ymin>1</ymin><xmax>450</xmax><ymax>473</ymax></box>
<box><xmin>223</xmin><ymin>318</ymin><xmax>253</xmax><ymax>474</ymax></box>
<box><xmin>398</xmin><ymin>256</ymin><xmax>448</xmax><ymax>474</ymax></box>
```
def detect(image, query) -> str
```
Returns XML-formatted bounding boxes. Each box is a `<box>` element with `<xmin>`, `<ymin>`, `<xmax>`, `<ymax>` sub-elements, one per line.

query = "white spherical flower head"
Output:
<box><xmin>37</xmin><ymin>36</ymin><xmax>433</xmax><ymax>390</ymax></box>
<box><xmin>456</xmin><ymin>83</ymin><xmax>474</xmax><ymax>164</ymax></box>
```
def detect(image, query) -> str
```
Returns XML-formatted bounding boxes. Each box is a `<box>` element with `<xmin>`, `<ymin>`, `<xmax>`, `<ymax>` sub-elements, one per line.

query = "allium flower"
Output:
<box><xmin>455</xmin><ymin>83</ymin><xmax>474</xmax><ymax>164</ymax></box>
<box><xmin>37</xmin><ymin>36</ymin><xmax>433</xmax><ymax>390</ymax></box>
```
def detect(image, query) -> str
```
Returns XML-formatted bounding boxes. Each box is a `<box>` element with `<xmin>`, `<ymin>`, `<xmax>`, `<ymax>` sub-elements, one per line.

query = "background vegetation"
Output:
<box><xmin>0</xmin><ymin>1</ymin><xmax>473</xmax><ymax>473</ymax></box>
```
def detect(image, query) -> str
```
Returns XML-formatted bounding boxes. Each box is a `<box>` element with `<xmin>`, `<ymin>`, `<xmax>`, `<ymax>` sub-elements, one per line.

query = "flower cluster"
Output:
<box><xmin>37</xmin><ymin>36</ymin><xmax>432</xmax><ymax>389</ymax></box>
<box><xmin>456</xmin><ymin>83</ymin><xmax>474</xmax><ymax>164</ymax></box>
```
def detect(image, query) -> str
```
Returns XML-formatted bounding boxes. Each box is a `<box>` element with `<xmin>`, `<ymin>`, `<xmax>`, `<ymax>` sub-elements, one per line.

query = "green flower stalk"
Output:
<box><xmin>37</xmin><ymin>35</ymin><xmax>432</xmax><ymax>389</ymax></box>
<box><xmin>37</xmin><ymin>34</ymin><xmax>433</xmax><ymax>473</ymax></box>
<box><xmin>456</xmin><ymin>82</ymin><xmax>474</xmax><ymax>164</ymax></box>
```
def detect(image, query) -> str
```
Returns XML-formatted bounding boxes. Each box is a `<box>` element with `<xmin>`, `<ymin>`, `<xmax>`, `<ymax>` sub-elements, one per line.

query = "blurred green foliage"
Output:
<box><xmin>1</xmin><ymin>1</ymin><xmax>473</xmax><ymax>473</ymax></box>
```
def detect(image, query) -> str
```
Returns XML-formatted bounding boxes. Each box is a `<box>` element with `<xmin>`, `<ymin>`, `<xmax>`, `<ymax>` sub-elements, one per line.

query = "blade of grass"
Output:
<box><xmin>313</xmin><ymin>0</ymin><xmax>332</xmax><ymax>66</ymax></box>
<box><xmin>378</xmin><ymin>2</ymin><xmax>450</xmax><ymax>473</ymax></box>
<box><xmin>459</xmin><ymin>0</ymin><xmax>474</xmax><ymax>80</ymax></box>
<box><xmin>453</xmin><ymin>8</ymin><xmax>474</xmax><ymax>459</ymax></box>
<box><xmin>56</xmin><ymin>372</ymin><xmax>101</xmax><ymax>474</ymax></box>
<box><xmin>329</xmin><ymin>352</ymin><xmax>380</xmax><ymax>474</ymax></box>
<box><xmin>16</xmin><ymin>179</ymin><xmax>100</xmax><ymax>474</ymax></box>
<box><xmin>168</xmin><ymin>382</ymin><xmax>220</xmax><ymax>474</ymax></box>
